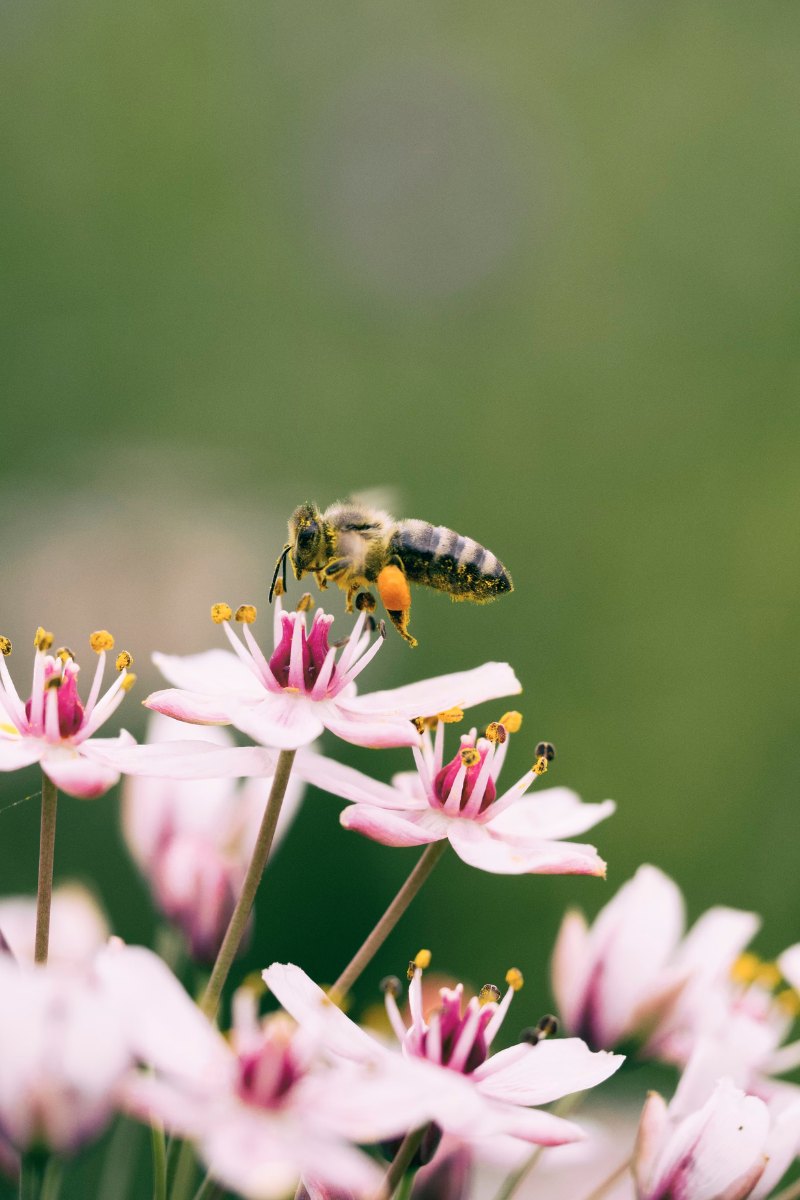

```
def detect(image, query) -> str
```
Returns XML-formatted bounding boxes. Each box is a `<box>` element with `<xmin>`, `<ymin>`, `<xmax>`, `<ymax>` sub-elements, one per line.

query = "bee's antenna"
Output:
<box><xmin>269</xmin><ymin>544</ymin><xmax>292</xmax><ymax>604</ymax></box>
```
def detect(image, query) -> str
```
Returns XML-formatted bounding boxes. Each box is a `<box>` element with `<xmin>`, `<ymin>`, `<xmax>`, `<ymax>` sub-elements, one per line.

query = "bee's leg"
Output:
<box><xmin>345</xmin><ymin>582</ymin><xmax>363</xmax><ymax>613</ymax></box>
<box><xmin>314</xmin><ymin>569</ymin><xmax>328</xmax><ymax>591</ymax></box>
<box><xmin>377</xmin><ymin>564</ymin><xmax>417</xmax><ymax>647</ymax></box>
<box><xmin>324</xmin><ymin>557</ymin><xmax>356</xmax><ymax>607</ymax></box>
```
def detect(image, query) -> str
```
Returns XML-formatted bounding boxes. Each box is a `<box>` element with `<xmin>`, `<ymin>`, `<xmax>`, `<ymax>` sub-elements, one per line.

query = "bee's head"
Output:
<box><xmin>288</xmin><ymin>502</ymin><xmax>325</xmax><ymax>576</ymax></box>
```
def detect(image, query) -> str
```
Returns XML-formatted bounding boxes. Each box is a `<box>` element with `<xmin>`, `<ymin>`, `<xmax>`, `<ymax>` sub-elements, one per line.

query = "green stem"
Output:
<box><xmin>190</xmin><ymin>1174</ymin><xmax>223</xmax><ymax>1200</ymax></box>
<box><xmin>169</xmin><ymin>1142</ymin><xmax>198</xmax><ymax>1200</ymax></box>
<box><xmin>98</xmin><ymin>1118</ymin><xmax>141</xmax><ymax>1200</ymax></box>
<box><xmin>333</xmin><ymin>841</ymin><xmax>448</xmax><ymax>999</ymax></box>
<box><xmin>19</xmin><ymin>1156</ymin><xmax>57</xmax><ymax>1200</ymax></box>
<box><xmin>372</xmin><ymin>1128</ymin><xmax>427</xmax><ymax>1200</ymax></box>
<box><xmin>39</xmin><ymin>1161</ymin><xmax>63</xmax><ymax>1200</ymax></box>
<box><xmin>151</xmin><ymin>1121</ymin><xmax>168</xmax><ymax>1200</ymax></box>
<box><xmin>200</xmin><ymin>748</ymin><xmax>296</xmax><ymax>1019</ymax></box>
<box><xmin>492</xmin><ymin>1093</ymin><xmax>586</xmax><ymax>1200</ymax></box>
<box><xmin>34</xmin><ymin>773</ymin><xmax>58</xmax><ymax>964</ymax></box>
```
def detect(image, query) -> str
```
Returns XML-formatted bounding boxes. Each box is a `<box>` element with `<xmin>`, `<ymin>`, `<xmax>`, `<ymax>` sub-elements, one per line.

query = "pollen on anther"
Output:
<box><xmin>211</xmin><ymin>603</ymin><xmax>232</xmax><ymax>624</ymax></box>
<box><xmin>505</xmin><ymin>967</ymin><xmax>524</xmax><ymax>992</ymax></box>
<box><xmin>485</xmin><ymin>722</ymin><xmax>507</xmax><ymax>745</ymax></box>
<box><xmin>295</xmin><ymin>595</ymin><xmax>314</xmax><ymax>613</ymax></box>
<box><xmin>500</xmin><ymin>711</ymin><xmax>523</xmax><ymax>733</ymax></box>
<box><xmin>34</xmin><ymin>627</ymin><xmax>54</xmax><ymax>652</ymax></box>
<box><xmin>89</xmin><ymin>630</ymin><xmax>115</xmax><ymax>653</ymax></box>
<box><xmin>438</xmin><ymin>707</ymin><xmax>464</xmax><ymax>724</ymax></box>
<box><xmin>479</xmin><ymin>984</ymin><xmax>502</xmax><ymax>1007</ymax></box>
<box><xmin>115</xmin><ymin>651</ymin><xmax>133</xmax><ymax>672</ymax></box>
<box><xmin>460</xmin><ymin>747</ymin><xmax>481</xmax><ymax>768</ymax></box>
<box><xmin>532</xmin><ymin>755</ymin><xmax>549</xmax><ymax>776</ymax></box>
<box><xmin>56</xmin><ymin>647</ymin><xmax>75</xmax><ymax>664</ymax></box>
<box><xmin>235</xmin><ymin>604</ymin><xmax>258</xmax><ymax>624</ymax></box>
<box><xmin>121</xmin><ymin>673</ymin><xmax>137</xmax><ymax>692</ymax></box>
<box><xmin>0</xmin><ymin>636</ymin><xmax>11</xmax><ymax>656</ymax></box>
<box><xmin>380</xmin><ymin>975</ymin><xmax>402</xmax><ymax>997</ymax></box>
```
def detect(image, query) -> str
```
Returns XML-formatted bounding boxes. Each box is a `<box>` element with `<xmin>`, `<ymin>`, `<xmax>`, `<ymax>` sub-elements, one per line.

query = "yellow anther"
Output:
<box><xmin>295</xmin><ymin>594</ymin><xmax>314</xmax><ymax>613</ymax></box>
<box><xmin>120</xmin><ymin>673</ymin><xmax>137</xmax><ymax>692</ymax></box>
<box><xmin>505</xmin><ymin>967</ymin><xmax>524</xmax><ymax>992</ymax></box>
<box><xmin>34</xmin><ymin>627</ymin><xmax>54</xmax><ymax>652</ymax></box>
<box><xmin>533</xmin><ymin>755</ymin><xmax>549</xmax><ymax>776</ymax></box>
<box><xmin>235</xmin><ymin>604</ymin><xmax>257</xmax><ymax>624</ymax></box>
<box><xmin>414</xmin><ymin>948</ymin><xmax>431</xmax><ymax>970</ymax></box>
<box><xmin>485</xmin><ymin>721</ymin><xmax>507</xmax><ymax>745</ymax></box>
<box><xmin>211</xmin><ymin>603</ymin><xmax>232</xmax><ymax>624</ymax></box>
<box><xmin>731</xmin><ymin>953</ymin><xmax>761</xmax><ymax>985</ymax></box>
<box><xmin>479</xmin><ymin>983</ymin><xmax>502</xmax><ymax>1007</ymax></box>
<box><xmin>438</xmin><ymin>707</ymin><xmax>464</xmax><ymax>724</ymax></box>
<box><xmin>460</xmin><ymin>747</ymin><xmax>481</xmax><ymax>768</ymax></box>
<box><xmin>115</xmin><ymin>651</ymin><xmax>133</xmax><ymax>672</ymax></box>
<box><xmin>90</xmin><ymin>630</ymin><xmax>115</xmax><ymax>653</ymax></box>
<box><xmin>45</xmin><ymin>675</ymin><xmax>62</xmax><ymax>690</ymax></box>
<box><xmin>56</xmin><ymin>647</ymin><xmax>75</xmax><ymax>664</ymax></box>
<box><xmin>754</xmin><ymin>962</ymin><xmax>783</xmax><ymax>990</ymax></box>
<box><xmin>272</xmin><ymin>577</ymin><xmax>285</xmax><ymax>598</ymax></box>
<box><xmin>0</xmin><ymin>636</ymin><xmax>11</xmax><ymax>656</ymax></box>
<box><xmin>776</xmin><ymin>988</ymin><xmax>800</xmax><ymax>1018</ymax></box>
<box><xmin>500</xmin><ymin>711</ymin><xmax>523</xmax><ymax>733</ymax></box>
<box><xmin>412</xmin><ymin>715</ymin><xmax>438</xmax><ymax>733</ymax></box>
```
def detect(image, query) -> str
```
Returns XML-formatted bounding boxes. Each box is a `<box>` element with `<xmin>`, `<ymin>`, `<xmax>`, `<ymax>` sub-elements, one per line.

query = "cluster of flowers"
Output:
<box><xmin>0</xmin><ymin>593</ymin><xmax>798</xmax><ymax>1200</ymax></box>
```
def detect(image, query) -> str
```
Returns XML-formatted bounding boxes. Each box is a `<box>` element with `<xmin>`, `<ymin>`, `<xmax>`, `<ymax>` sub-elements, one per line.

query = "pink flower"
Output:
<box><xmin>0</xmin><ymin>954</ymin><xmax>130</xmax><ymax>1155</ymax></box>
<box><xmin>144</xmin><ymin>597</ymin><xmax>521</xmax><ymax>751</ymax></box>
<box><xmin>97</xmin><ymin>944</ymin><xmax>444</xmax><ymax>1200</ymax></box>
<box><xmin>297</xmin><ymin>717</ymin><xmax>614</xmax><ymax>876</ymax></box>
<box><xmin>0</xmin><ymin>884</ymin><xmax>108</xmax><ymax>968</ymax></box>
<box><xmin>552</xmin><ymin>865</ymin><xmax>760</xmax><ymax>1053</ymax></box>
<box><xmin>0</xmin><ymin>628</ymin><xmax>275</xmax><ymax>799</ymax></box>
<box><xmin>263</xmin><ymin>957</ymin><xmax>624</xmax><ymax>1165</ymax></box>
<box><xmin>123</xmin><ymin>714</ymin><xmax>305</xmax><ymax>961</ymax></box>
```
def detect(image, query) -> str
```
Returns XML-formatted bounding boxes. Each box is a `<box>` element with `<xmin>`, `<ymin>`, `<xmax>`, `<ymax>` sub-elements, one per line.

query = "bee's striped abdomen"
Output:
<box><xmin>390</xmin><ymin>520</ymin><xmax>513</xmax><ymax>603</ymax></box>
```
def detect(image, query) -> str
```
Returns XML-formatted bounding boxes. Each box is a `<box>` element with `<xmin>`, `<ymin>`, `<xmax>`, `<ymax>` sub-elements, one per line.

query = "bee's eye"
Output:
<box><xmin>297</xmin><ymin>523</ymin><xmax>317</xmax><ymax>549</ymax></box>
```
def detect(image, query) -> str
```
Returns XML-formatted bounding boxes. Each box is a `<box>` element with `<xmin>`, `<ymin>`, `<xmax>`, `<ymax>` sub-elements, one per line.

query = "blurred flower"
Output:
<box><xmin>411</xmin><ymin>1141</ymin><xmax>472</xmax><ymax>1200</ymax></box>
<box><xmin>0</xmin><ymin>954</ymin><xmax>130</xmax><ymax>1155</ymax></box>
<box><xmin>146</xmin><ymin>595</ymin><xmax>521</xmax><ymax>751</ymax></box>
<box><xmin>0</xmin><ymin>883</ymin><xmax>108</xmax><ymax>967</ymax></box>
<box><xmin>123</xmin><ymin>713</ymin><xmax>305</xmax><ymax>961</ymax></box>
<box><xmin>552</xmin><ymin>865</ymin><xmax>759</xmax><ymax>1053</ymax></box>
<box><xmin>0</xmin><ymin>628</ymin><xmax>275</xmax><ymax>798</ymax></box>
<box><xmin>98</xmin><ymin>944</ymin><xmax>441</xmax><ymax>1200</ymax></box>
<box><xmin>298</xmin><ymin>716</ymin><xmax>613</xmax><ymax>876</ymax></box>
<box><xmin>264</xmin><ymin>957</ymin><xmax>623</xmax><ymax>1165</ymax></box>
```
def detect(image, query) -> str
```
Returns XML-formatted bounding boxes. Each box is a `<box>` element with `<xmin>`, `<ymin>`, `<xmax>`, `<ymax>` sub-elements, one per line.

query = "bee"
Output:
<box><xmin>269</xmin><ymin>499</ymin><xmax>513</xmax><ymax>647</ymax></box>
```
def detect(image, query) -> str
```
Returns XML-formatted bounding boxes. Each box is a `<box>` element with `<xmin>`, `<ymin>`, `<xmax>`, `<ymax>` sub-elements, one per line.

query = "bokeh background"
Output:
<box><xmin>1</xmin><ymin>0</ymin><xmax>798</xmax><ymax>1195</ymax></box>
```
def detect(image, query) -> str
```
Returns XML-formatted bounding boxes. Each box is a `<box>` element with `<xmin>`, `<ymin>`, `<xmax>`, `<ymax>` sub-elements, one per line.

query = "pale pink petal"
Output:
<box><xmin>144</xmin><ymin>688</ymin><xmax>235</xmax><ymax>726</ymax></box>
<box><xmin>340</xmin><ymin>804</ymin><xmax>449</xmax><ymax>848</ymax></box>
<box><xmin>485</xmin><ymin>789</ymin><xmax>616</xmax><ymax>841</ymax></box>
<box><xmin>228</xmin><ymin>695</ymin><xmax>326</xmax><ymax>750</ymax></box>
<box><xmin>341</xmin><ymin>662</ymin><xmax>521</xmax><ymax>721</ymax></box>
<box><xmin>778</xmin><ymin>943</ymin><xmax>800</xmax><ymax>994</ymax></box>
<box><xmin>551</xmin><ymin>909</ymin><xmax>591</xmax><ymax>1034</ymax></box>
<box><xmin>643</xmin><ymin>1080</ymin><xmax>769</xmax><ymax>1200</ymax></box>
<box><xmin>674</xmin><ymin>906</ymin><xmax>761</xmax><ymax>977</ymax></box>
<box><xmin>90</xmin><ymin>739</ymin><xmax>276</xmax><ymax>779</ymax></box>
<box><xmin>294</xmin><ymin>750</ymin><xmax>424</xmax><ymax>810</ymax></box>
<box><xmin>447</xmin><ymin>821</ymin><xmax>607</xmax><ymax>876</ymax></box>
<box><xmin>152</xmin><ymin>649</ymin><xmax>262</xmax><ymax>697</ymax></box>
<box><xmin>476</xmin><ymin>1102</ymin><xmax>586</xmax><ymax>1147</ymax></box>
<box><xmin>634</xmin><ymin>1091</ymin><xmax>670</xmax><ymax>1196</ymax></box>
<box><xmin>324</xmin><ymin>702</ymin><xmax>421</xmax><ymax>749</ymax></box>
<box><xmin>0</xmin><ymin>739</ymin><xmax>42</xmax><ymax>772</ymax></box>
<box><xmin>263</xmin><ymin>963</ymin><xmax>383</xmax><ymax>1063</ymax></box>
<box><xmin>750</xmin><ymin>1101</ymin><xmax>800</xmax><ymax>1199</ymax></box>
<box><xmin>41</xmin><ymin>749</ymin><xmax>120</xmax><ymax>799</ymax></box>
<box><xmin>121</xmin><ymin>1073</ymin><xmax>216</xmax><ymax>1140</ymax></box>
<box><xmin>472</xmin><ymin>1040</ymin><xmax>623</xmax><ymax>1107</ymax></box>
<box><xmin>94</xmin><ymin>943</ymin><xmax>233</xmax><ymax>1089</ymax></box>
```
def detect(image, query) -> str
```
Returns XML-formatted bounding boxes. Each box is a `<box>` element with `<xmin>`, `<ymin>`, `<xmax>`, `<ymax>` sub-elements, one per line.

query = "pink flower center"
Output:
<box><xmin>25</xmin><ymin>663</ymin><xmax>84</xmax><ymax>738</ymax></box>
<box><xmin>268</xmin><ymin>612</ymin><xmax>335</xmax><ymax>694</ymax></box>
<box><xmin>432</xmin><ymin>747</ymin><xmax>496</xmax><ymax>814</ymax></box>
<box><xmin>236</xmin><ymin>1036</ymin><xmax>301</xmax><ymax>1110</ymax></box>
<box><xmin>419</xmin><ymin>989</ymin><xmax>493</xmax><ymax>1074</ymax></box>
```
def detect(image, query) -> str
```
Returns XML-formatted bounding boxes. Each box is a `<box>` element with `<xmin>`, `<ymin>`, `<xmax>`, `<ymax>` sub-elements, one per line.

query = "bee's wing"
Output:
<box><xmin>345</xmin><ymin>486</ymin><xmax>402</xmax><ymax>522</ymax></box>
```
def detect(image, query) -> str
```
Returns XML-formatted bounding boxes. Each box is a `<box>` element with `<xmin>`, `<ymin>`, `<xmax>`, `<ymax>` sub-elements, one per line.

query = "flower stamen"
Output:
<box><xmin>210</xmin><ymin>603</ymin><xmax>233</xmax><ymax>624</ymax></box>
<box><xmin>89</xmin><ymin>630</ymin><xmax>115</xmax><ymax>653</ymax></box>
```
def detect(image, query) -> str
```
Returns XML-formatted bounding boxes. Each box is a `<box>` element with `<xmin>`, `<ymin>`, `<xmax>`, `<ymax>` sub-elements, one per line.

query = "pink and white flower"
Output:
<box><xmin>0</xmin><ymin>954</ymin><xmax>130</xmax><ymax>1155</ymax></box>
<box><xmin>0</xmin><ymin>883</ymin><xmax>108</xmax><ymax>968</ymax></box>
<box><xmin>552</xmin><ymin>865</ymin><xmax>760</xmax><ymax>1053</ymax></box>
<box><xmin>144</xmin><ymin>597</ymin><xmax>521</xmax><ymax>751</ymax></box>
<box><xmin>123</xmin><ymin>713</ymin><xmax>305</xmax><ymax>961</ymax></box>
<box><xmin>263</xmin><ymin>957</ymin><xmax>624</xmax><ymax>1165</ymax></box>
<box><xmin>0</xmin><ymin>628</ymin><xmax>276</xmax><ymax>799</ymax></box>
<box><xmin>297</xmin><ymin>718</ymin><xmax>614</xmax><ymax>876</ymax></box>
<box><xmin>98</xmin><ymin>944</ymin><xmax>447</xmax><ymax>1200</ymax></box>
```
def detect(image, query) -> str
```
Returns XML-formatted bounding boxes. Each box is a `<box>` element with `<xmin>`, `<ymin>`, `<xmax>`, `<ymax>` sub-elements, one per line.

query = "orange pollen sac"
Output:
<box><xmin>0</xmin><ymin>636</ymin><xmax>11</xmax><ymax>656</ymax></box>
<box><xmin>500</xmin><ymin>711</ymin><xmax>523</xmax><ymax>733</ymax></box>
<box><xmin>235</xmin><ymin>604</ymin><xmax>257</xmax><ymax>624</ymax></box>
<box><xmin>90</xmin><ymin>630</ymin><xmax>115</xmax><ymax>653</ymax></box>
<box><xmin>460</xmin><ymin>747</ymin><xmax>481</xmax><ymax>768</ymax></box>
<box><xmin>211</xmin><ymin>603</ymin><xmax>233</xmax><ymax>624</ymax></box>
<box><xmin>115</xmin><ymin>651</ymin><xmax>133</xmax><ymax>672</ymax></box>
<box><xmin>485</xmin><ymin>722</ymin><xmax>507</xmax><ymax>745</ymax></box>
<box><xmin>34</xmin><ymin>627</ymin><xmax>54</xmax><ymax>652</ymax></box>
<box><xmin>377</xmin><ymin>564</ymin><xmax>411</xmax><ymax>612</ymax></box>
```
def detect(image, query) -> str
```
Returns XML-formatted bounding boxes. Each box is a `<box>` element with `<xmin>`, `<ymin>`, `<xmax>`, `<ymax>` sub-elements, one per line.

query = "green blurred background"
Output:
<box><xmin>1</xmin><ymin>0</ymin><xmax>799</xmax><ymax>1194</ymax></box>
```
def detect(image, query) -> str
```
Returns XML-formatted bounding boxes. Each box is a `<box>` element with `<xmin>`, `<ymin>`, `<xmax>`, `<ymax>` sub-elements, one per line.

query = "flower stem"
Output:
<box><xmin>580</xmin><ymin>1157</ymin><xmax>632</xmax><ymax>1200</ymax></box>
<box><xmin>333</xmin><ymin>841</ymin><xmax>448</xmax><ymax>998</ymax></box>
<box><xmin>151</xmin><ymin>1120</ymin><xmax>167</xmax><ymax>1200</ymax></box>
<box><xmin>200</xmin><ymin>748</ymin><xmax>296</xmax><ymax>1019</ymax></box>
<box><xmin>372</xmin><ymin>1127</ymin><xmax>427</xmax><ymax>1200</ymax></box>
<box><xmin>34</xmin><ymin>772</ymin><xmax>58</xmax><ymax>964</ymax></box>
<box><xmin>190</xmin><ymin>1174</ymin><xmax>223</xmax><ymax>1200</ymax></box>
<box><xmin>492</xmin><ymin>1093</ymin><xmax>586</xmax><ymax>1200</ymax></box>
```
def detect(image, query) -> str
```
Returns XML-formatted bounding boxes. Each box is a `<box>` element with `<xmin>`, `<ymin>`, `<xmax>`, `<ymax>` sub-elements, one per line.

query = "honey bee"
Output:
<box><xmin>269</xmin><ymin>498</ymin><xmax>513</xmax><ymax>647</ymax></box>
